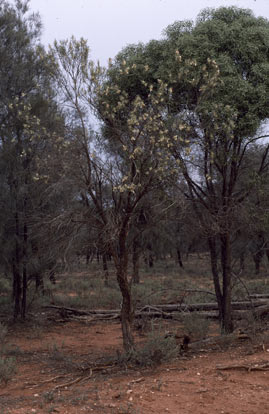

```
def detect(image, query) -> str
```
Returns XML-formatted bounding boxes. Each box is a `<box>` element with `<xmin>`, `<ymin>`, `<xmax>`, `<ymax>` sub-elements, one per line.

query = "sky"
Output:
<box><xmin>25</xmin><ymin>0</ymin><xmax>269</xmax><ymax>65</ymax></box>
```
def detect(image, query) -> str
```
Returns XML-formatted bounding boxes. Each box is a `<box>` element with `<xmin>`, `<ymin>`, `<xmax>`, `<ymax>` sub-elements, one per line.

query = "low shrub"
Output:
<box><xmin>181</xmin><ymin>312</ymin><xmax>209</xmax><ymax>340</ymax></box>
<box><xmin>0</xmin><ymin>356</ymin><xmax>17</xmax><ymax>384</ymax></box>
<box><xmin>127</xmin><ymin>325</ymin><xmax>179</xmax><ymax>367</ymax></box>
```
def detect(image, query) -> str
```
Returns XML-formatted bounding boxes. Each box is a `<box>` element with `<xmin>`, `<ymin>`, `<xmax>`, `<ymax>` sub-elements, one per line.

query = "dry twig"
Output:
<box><xmin>216</xmin><ymin>361</ymin><xmax>269</xmax><ymax>372</ymax></box>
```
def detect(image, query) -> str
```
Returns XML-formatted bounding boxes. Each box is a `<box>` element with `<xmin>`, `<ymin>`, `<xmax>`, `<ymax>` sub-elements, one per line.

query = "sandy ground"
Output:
<box><xmin>0</xmin><ymin>317</ymin><xmax>268</xmax><ymax>414</ymax></box>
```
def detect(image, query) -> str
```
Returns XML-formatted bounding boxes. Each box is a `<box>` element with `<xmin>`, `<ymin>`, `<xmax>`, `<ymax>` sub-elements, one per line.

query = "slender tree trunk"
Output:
<box><xmin>119</xmin><ymin>277</ymin><xmax>134</xmax><ymax>352</ymax></box>
<box><xmin>86</xmin><ymin>250</ymin><xmax>91</xmax><ymax>265</ymax></box>
<box><xmin>13</xmin><ymin>211</ymin><xmax>21</xmax><ymax>319</ymax></box>
<box><xmin>116</xmin><ymin>264</ymin><xmax>135</xmax><ymax>352</ymax></box>
<box><xmin>253</xmin><ymin>250</ymin><xmax>263</xmax><ymax>275</ymax></box>
<box><xmin>13</xmin><ymin>259</ymin><xmax>21</xmax><ymax>319</ymax></box>
<box><xmin>21</xmin><ymin>220</ymin><xmax>28</xmax><ymax>318</ymax></box>
<box><xmin>21</xmin><ymin>264</ymin><xmax>27</xmax><ymax>318</ymax></box>
<box><xmin>132</xmin><ymin>240</ymin><xmax>140</xmax><ymax>284</ymax></box>
<box><xmin>208</xmin><ymin>236</ymin><xmax>223</xmax><ymax>323</ymax></box>
<box><xmin>112</xmin><ymin>233</ymin><xmax>135</xmax><ymax>353</ymax></box>
<box><xmin>35</xmin><ymin>273</ymin><xmax>44</xmax><ymax>292</ymax></box>
<box><xmin>102</xmin><ymin>253</ymin><xmax>109</xmax><ymax>287</ymax></box>
<box><xmin>266</xmin><ymin>248</ymin><xmax>269</xmax><ymax>263</ymax></box>
<box><xmin>239</xmin><ymin>252</ymin><xmax>245</xmax><ymax>271</ymax></box>
<box><xmin>220</xmin><ymin>233</ymin><xmax>233</xmax><ymax>333</ymax></box>
<box><xmin>176</xmin><ymin>247</ymin><xmax>184</xmax><ymax>268</ymax></box>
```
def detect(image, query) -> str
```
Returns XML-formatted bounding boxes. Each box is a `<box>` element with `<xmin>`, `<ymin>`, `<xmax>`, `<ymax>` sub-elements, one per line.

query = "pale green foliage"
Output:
<box><xmin>91</xmin><ymin>52</ymin><xmax>222</xmax><ymax>197</ymax></box>
<box><xmin>0</xmin><ymin>0</ymin><xmax>68</xmax><ymax>318</ymax></box>
<box><xmin>126</xmin><ymin>326</ymin><xmax>179</xmax><ymax>367</ymax></box>
<box><xmin>181</xmin><ymin>312</ymin><xmax>210</xmax><ymax>340</ymax></box>
<box><xmin>0</xmin><ymin>322</ymin><xmax>17</xmax><ymax>385</ymax></box>
<box><xmin>0</xmin><ymin>356</ymin><xmax>17</xmax><ymax>384</ymax></box>
<box><xmin>0</xmin><ymin>322</ymin><xmax>8</xmax><ymax>345</ymax></box>
<box><xmin>52</xmin><ymin>36</ymin><xmax>222</xmax><ymax>200</ymax></box>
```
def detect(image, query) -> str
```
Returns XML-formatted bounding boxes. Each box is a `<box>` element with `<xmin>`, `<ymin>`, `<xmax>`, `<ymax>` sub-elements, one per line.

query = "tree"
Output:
<box><xmin>0</xmin><ymin>0</ymin><xmax>66</xmax><ymax>318</ymax></box>
<box><xmin>164</xmin><ymin>7</ymin><xmax>269</xmax><ymax>332</ymax></box>
<box><xmin>102</xmin><ymin>6</ymin><xmax>269</xmax><ymax>333</ymax></box>
<box><xmin>51</xmin><ymin>36</ymin><xmax>219</xmax><ymax>351</ymax></box>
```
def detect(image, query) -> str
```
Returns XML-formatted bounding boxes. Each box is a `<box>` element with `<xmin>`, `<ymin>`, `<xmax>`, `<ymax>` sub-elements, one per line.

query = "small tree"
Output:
<box><xmin>0</xmin><ymin>0</ymin><xmax>66</xmax><ymax>317</ymax></box>
<box><xmin>52</xmin><ymin>37</ymin><xmax>219</xmax><ymax>351</ymax></box>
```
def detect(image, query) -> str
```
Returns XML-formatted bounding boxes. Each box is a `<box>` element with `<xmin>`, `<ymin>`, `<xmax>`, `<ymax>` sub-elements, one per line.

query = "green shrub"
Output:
<box><xmin>128</xmin><ymin>326</ymin><xmax>179</xmax><ymax>367</ymax></box>
<box><xmin>0</xmin><ymin>356</ymin><xmax>17</xmax><ymax>384</ymax></box>
<box><xmin>0</xmin><ymin>322</ymin><xmax>8</xmax><ymax>346</ymax></box>
<box><xmin>0</xmin><ymin>278</ymin><xmax>11</xmax><ymax>294</ymax></box>
<box><xmin>181</xmin><ymin>312</ymin><xmax>209</xmax><ymax>340</ymax></box>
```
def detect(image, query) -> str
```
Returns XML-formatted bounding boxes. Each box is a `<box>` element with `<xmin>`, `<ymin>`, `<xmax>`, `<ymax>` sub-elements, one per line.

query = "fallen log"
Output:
<box><xmin>43</xmin><ymin>299</ymin><xmax>268</xmax><ymax>319</ymax></box>
<box><xmin>149</xmin><ymin>300</ymin><xmax>268</xmax><ymax>312</ymax></box>
<box><xmin>250</xmin><ymin>294</ymin><xmax>269</xmax><ymax>299</ymax></box>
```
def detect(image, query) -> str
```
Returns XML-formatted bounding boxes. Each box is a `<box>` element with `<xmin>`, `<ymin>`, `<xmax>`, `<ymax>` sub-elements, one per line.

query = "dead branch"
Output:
<box><xmin>27</xmin><ymin>374</ymin><xmax>68</xmax><ymax>388</ymax></box>
<box><xmin>216</xmin><ymin>362</ymin><xmax>269</xmax><ymax>372</ymax></box>
<box><xmin>52</xmin><ymin>363</ymin><xmax>115</xmax><ymax>390</ymax></box>
<box><xmin>53</xmin><ymin>374</ymin><xmax>90</xmax><ymax>390</ymax></box>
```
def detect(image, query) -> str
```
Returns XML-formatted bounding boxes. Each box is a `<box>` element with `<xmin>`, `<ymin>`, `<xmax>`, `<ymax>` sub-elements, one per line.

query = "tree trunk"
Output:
<box><xmin>35</xmin><ymin>273</ymin><xmax>45</xmax><ymax>292</ymax></box>
<box><xmin>253</xmin><ymin>250</ymin><xmax>263</xmax><ymax>275</ymax></box>
<box><xmin>132</xmin><ymin>240</ymin><xmax>140</xmax><ymax>284</ymax></box>
<box><xmin>239</xmin><ymin>252</ymin><xmax>245</xmax><ymax>271</ymax></box>
<box><xmin>112</xmin><ymin>233</ymin><xmax>135</xmax><ymax>353</ymax></box>
<box><xmin>102</xmin><ymin>253</ymin><xmax>109</xmax><ymax>287</ymax></box>
<box><xmin>220</xmin><ymin>233</ymin><xmax>233</xmax><ymax>333</ymax></box>
<box><xmin>116</xmin><ymin>263</ymin><xmax>135</xmax><ymax>352</ymax></box>
<box><xmin>176</xmin><ymin>247</ymin><xmax>184</xmax><ymax>268</ymax></box>
<box><xmin>208</xmin><ymin>236</ymin><xmax>223</xmax><ymax>323</ymax></box>
<box><xmin>13</xmin><ymin>211</ymin><xmax>21</xmax><ymax>319</ymax></box>
<box><xmin>21</xmin><ymin>220</ymin><xmax>28</xmax><ymax>319</ymax></box>
<box><xmin>13</xmin><ymin>259</ymin><xmax>21</xmax><ymax>319</ymax></box>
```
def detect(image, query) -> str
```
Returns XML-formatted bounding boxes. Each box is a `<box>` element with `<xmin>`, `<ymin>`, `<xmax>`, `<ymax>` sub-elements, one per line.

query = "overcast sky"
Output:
<box><xmin>27</xmin><ymin>0</ymin><xmax>269</xmax><ymax>64</ymax></box>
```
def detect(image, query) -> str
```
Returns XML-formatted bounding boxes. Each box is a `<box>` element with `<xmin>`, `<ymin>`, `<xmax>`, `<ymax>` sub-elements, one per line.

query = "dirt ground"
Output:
<box><xmin>1</xmin><ymin>316</ymin><xmax>269</xmax><ymax>414</ymax></box>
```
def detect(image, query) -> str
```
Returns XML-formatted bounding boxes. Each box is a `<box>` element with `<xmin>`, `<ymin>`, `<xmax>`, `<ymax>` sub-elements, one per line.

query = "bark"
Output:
<box><xmin>13</xmin><ymin>211</ymin><xmax>21</xmax><ymax>319</ymax></box>
<box><xmin>148</xmin><ymin>254</ymin><xmax>154</xmax><ymax>268</ymax></box>
<box><xmin>239</xmin><ymin>252</ymin><xmax>245</xmax><ymax>271</ymax></box>
<box><xmin>253</xmin><ymin>250</ymin><xmax>263</xmax><ymax>275</ymax></box>
<box><xmin>112</xmin><ymin>230</ymin><xmax>135</xmax><ymax>353</ymax></box>
<box><xmin>220</xmin><ymin>233</ymin><xmax>233</xmax><ymax>333</ymax></box>
<box><xmin>21</xmin><ymin>221</ymin><xmax>28</xmax><ymax>319</ymax></box>
<box><xmin>176</xmin><ymin>248</ymin><xmax>184</xmax><ymax>268</ymax></box>
<box><xmin>12</xmin><ymin>259</ymin><xmax>21</xmax><ymax>319</ymax></box>
<box><xmin>35</xmin><ymin>273</ymin><xmax>45</xmax><ymax>292</ymax></box>
<box><xmin>117</xmin><ymin>265</ymin><xmax>135</xmax><ymax>352</ymax></box>
<box><xmin>208</xmin><ymin>233</ymin><xmax>234</xmax><ymax>333</ymax></box>
<box><xmin>132</xmin><ymin>240</ymin><xmax>140</xmax><ymax>284</ymax></box>
<box><xmin>102</xmin><ymin>254</ymin><xmax>109</xmax><ymax>287</ymax></box>
<box><xmin>208</xmin><ymin>237</ymin><xmax>223</xmax><ymax>322</ymax></box>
